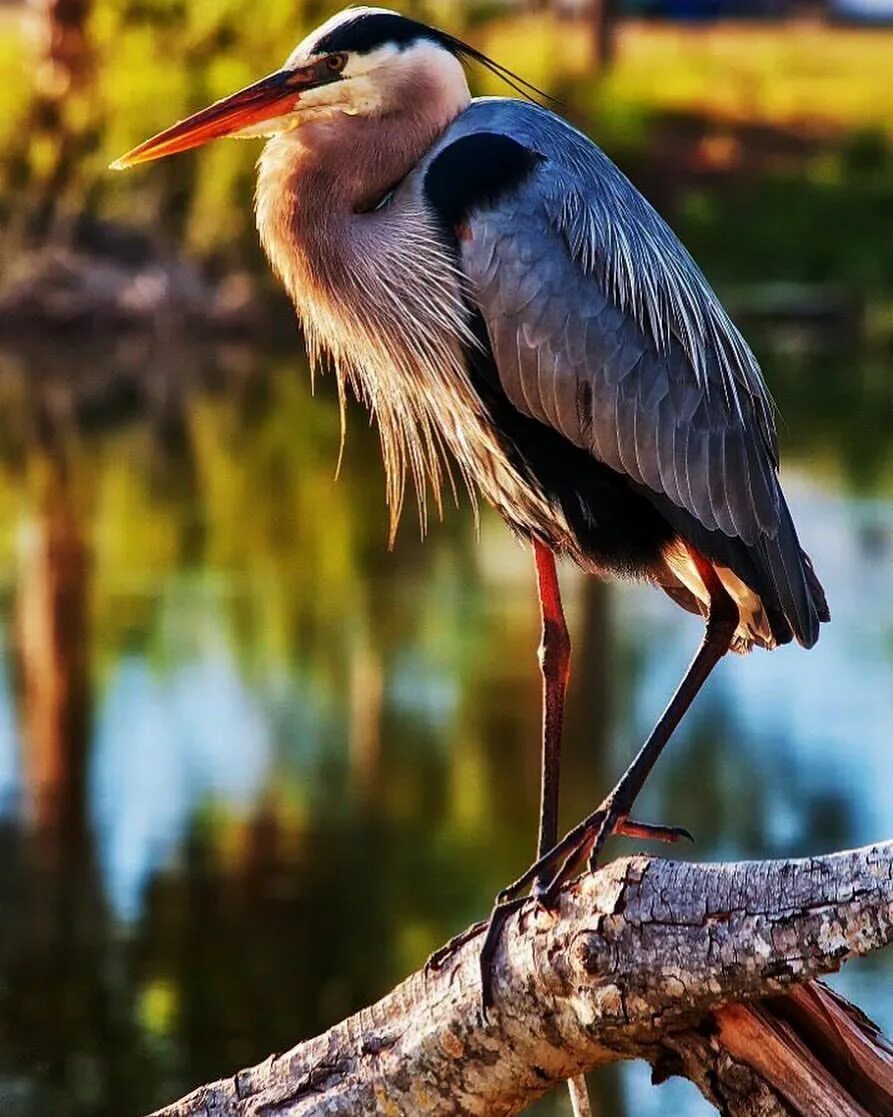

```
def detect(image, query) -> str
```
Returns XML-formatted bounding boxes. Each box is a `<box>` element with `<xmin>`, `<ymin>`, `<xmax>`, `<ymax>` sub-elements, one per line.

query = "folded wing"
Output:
<box><xmin>425</xmin><ymin>102</ymin><xmax>827</xmax><ymax>646</ymax></box>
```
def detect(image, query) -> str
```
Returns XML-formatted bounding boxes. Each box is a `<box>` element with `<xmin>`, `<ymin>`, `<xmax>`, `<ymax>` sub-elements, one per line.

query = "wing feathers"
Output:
<box><xmin>707</xmin><ymin>430</ymin><xmax>736</xmax><ymax>537</ymax></box>
<box><xmin>438</xmin><ymin>103</ymin><xmax>825</xmax><ymax>645</ymax></box>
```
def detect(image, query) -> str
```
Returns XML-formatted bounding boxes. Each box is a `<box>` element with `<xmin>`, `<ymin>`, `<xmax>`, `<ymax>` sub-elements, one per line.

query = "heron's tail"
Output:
<box><xmin>752</xmin><ymin>494</ymin><xmax>829</xmax><ymax>649</ymax></box>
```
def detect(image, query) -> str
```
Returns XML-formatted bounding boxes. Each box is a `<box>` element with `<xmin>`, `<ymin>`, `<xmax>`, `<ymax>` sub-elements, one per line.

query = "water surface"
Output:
<box><xmin>0</xmin><ymin>327</ymin><xmax>888</xmax><ymax>1116</ymax></box>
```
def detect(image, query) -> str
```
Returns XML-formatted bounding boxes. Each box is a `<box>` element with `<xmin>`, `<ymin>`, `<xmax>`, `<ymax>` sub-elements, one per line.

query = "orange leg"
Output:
<box><xmin>531</xmin><ymin>541</ymin><xmax>695</xmax><ymax>887</ymax></box>
<box><xmin>532</xmin><ymin>540</ymin><xmax>571</xmax><ymax>875</ymax></box>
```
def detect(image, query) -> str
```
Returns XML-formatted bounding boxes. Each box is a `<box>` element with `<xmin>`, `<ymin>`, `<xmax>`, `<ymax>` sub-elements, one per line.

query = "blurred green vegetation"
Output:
<box><xmin>0</xmin><ymin>4</ymin><xmax>891</xmax><ymax>313</ymax></box>
<box><xmin>0</xmin><ymin>1</ymin><xmax>472</xmax><ymax>264</ymax></box>
<box><xmin>676</xmin><ymin>129</ymin><xmax>893</xmax><ymax>308</ymax></box>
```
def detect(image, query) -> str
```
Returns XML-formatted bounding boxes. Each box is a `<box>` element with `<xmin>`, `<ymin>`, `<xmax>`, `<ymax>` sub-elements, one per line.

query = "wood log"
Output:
<box><xmin>149</xmin><ymin>841</ymin><xmax>893</xmax><ymax>1116</ymax></box>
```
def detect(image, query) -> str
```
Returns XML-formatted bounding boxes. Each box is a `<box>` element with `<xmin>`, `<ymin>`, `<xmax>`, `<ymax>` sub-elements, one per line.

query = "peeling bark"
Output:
<box><xmin>149</xmin><ymin>842</ymin><xmax>893</xmax><ymax>1117</ymax></box>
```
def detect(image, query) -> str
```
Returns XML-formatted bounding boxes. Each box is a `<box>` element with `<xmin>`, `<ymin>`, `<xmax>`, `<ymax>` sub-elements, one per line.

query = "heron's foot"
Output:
<box><xmin>477</xmin><ymin>809</ymin><xmax>692</xmax><ymax>1018</ymax></box>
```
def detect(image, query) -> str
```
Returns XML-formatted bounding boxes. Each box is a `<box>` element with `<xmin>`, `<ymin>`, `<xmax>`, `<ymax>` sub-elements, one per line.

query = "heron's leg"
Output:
<box><xmin>530</xmin><ymin>545</ymin><xmax>685</xmax><ymax>873</ymax></box>
<box><xmin>478</xmin><ymin>551</ymin><xmax>698</xmax><ymax>1018</ymax></box>
<box><xmin>532</xmin><ymin>540</ymin><xmax>570</xmax><ymax>873</ymax></box>
<box><xmin>433</xmin><ymin>547</ymin><xmax>569</xmax><ymax>1004</ymax></box>
<box><xmin>535</xmin><ymin>556</ymin><xmax>737</xmax><ymax>905</ymax></box>
<box><xmin>530</xmin><ymin>545</ymin><xmax>596</xmax><ymax>1117</ymax></box>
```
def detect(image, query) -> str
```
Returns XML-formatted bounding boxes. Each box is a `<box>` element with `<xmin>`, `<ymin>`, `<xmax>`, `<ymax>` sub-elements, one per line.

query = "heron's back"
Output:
<box><xmin>407</xmin><ymin>98</ymin><xmax>829</xmax><ymax>649</ymax></box>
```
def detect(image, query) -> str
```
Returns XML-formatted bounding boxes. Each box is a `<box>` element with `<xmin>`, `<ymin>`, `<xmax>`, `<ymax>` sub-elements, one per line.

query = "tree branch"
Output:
<box><xmin>149</xmin><ymin>841</ymin><xmax>893</xmax><ymax>1117</ymax></box>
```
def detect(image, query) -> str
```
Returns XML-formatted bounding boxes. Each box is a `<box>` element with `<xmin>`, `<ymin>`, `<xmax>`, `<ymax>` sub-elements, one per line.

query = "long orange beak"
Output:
<box><xmin>110</xmin><ymin>61</ymin><xmax>338</xmax><ymax>170</ymax></box>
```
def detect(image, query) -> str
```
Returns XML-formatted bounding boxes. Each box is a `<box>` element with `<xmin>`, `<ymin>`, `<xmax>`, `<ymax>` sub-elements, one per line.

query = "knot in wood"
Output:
<box><xmin>573</xmin><ymin>930</ymin><xmax>610</xmax><ymax>977</ymax></box>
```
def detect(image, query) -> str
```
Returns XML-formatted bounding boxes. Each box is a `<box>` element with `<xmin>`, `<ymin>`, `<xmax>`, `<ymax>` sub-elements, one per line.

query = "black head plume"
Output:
<box><xmin>313</xmin><ymin>8</ymin><xmax>555</xmax><ymax>104</ymax></box>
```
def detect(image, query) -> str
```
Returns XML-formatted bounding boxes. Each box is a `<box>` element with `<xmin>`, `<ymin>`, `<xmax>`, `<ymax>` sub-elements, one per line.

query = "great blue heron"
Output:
<box><xmin>113</xmin><ymin>5</ymin><xmax>828</xmax><ymax>1021</ymax></box>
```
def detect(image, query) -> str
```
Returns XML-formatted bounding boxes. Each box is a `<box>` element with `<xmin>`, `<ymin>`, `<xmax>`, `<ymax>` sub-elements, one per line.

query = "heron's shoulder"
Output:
<box><xmin>424</xmin><ymin>97</ymin><xmax>598</xmax><ymax>165</ymax></box>
<box><xmin>406</xmin><ymin>99</ymin><xmax>595</xmax><ymax>230</ymax></box>
<box><xmin>405</xmin><ymin>97</ymin><xmax>622</xmax><ymax>226</ymax></box>
<box><xmin>419</xmin><ymin>139</ymin><xmax>540</xmax><ymax>237</ymax></box>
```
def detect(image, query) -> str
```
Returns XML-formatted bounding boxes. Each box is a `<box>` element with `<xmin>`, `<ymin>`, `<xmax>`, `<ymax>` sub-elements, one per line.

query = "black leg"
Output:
<box><xmin>479</xmin><ymin>547</ymin><xmax>699</xmax><ymax>1018</ymax></box>
<box><xmin>479</xmin><ymin>555</ymin><xmax>736</xmax><ymax>1016</ymax></box>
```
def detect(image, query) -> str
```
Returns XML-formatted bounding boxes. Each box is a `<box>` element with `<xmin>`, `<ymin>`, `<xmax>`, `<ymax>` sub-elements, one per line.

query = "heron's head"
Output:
<box><xmin>110</xmin><ymin>8</ymin><xmax>505</xmax><ymax>170</ymax></box>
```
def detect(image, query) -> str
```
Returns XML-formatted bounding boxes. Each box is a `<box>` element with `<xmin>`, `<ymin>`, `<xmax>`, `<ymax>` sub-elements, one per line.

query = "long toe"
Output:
<box><xmin>615</xmin><ymin>818</ymin><xmax>695</xmax><ymax>844</ymax></box>
<box><xmin>478</xmin><ymin>896</ymin><xmax>525</xmax><ymax>1021</ymax></box>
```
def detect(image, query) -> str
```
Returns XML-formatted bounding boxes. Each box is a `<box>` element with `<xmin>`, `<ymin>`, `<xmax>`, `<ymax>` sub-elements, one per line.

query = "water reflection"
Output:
<box><xmin>0</xmin><ymin>333</ymin><xmax>888</xmax><ymax>1116</ymax></box>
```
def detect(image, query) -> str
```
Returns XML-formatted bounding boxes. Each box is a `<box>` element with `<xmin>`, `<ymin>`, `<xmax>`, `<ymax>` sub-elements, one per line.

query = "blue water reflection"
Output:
<box><xmin>92</xmin><ymin>647</ymin><xmax>274</xmax><ymax>922</ymax></box>
<box><xmin>0</xmin><ymin>343</ymin><xmax>888</xmax><ymax>1116</ymax></box>
<box><xmin>77</xmin><ymin>482</ymin><xmax>893</xmax><ymax>937</ymax></box>
<box><xmin>627</xmin><ymin>481</ymin><xmax>893</xmax><ymax>861</ymax></box>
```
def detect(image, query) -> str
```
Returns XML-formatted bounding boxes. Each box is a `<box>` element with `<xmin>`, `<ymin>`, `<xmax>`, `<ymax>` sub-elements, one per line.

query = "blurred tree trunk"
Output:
<box><xmin>24</xmin><ymin>0</ymin><xmax>94</xmax><ymax>236</ymax></box>
<box><xmin>589</xmin><ymin>0</ymin><xmax>617</xmax><ymax>73</ymax></box>
<box><xmin>348</xmin><ymin>634</ymin><xmax>384</xmax><ymax>803</ymax></box>
<box><xmin>31</xmin><ymin>0</ymin><xmax>93</xmax><ymax>94</ymax></box>
<box><xmin>569</xmin><ymin>578</ymin><xmax>610</xmax><ymax>752</ymax></box>
<box><xmin>9</xmin><ymin>413</ymin><xmax>104</xmax><ymax>1077</ymax></box>
<box><xmin>566</xmin><ymin>578</ymin><xmax>613</xmax><ymax>829</ymax></box>
<box><xmin>15</xmin><ymin>449</ymin><xmax>90</xmax><ymax>858</ymax></box>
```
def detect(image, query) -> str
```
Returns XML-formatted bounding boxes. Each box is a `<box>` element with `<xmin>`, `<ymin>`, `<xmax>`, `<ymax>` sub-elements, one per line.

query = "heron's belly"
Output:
<box><xmin>478</xmin><ymin>451</ymin><xmax>674</xmax><ymax>582</ymax></box>
<box><xmin>459</xmin><ymin>343</ymin><xmax>676</xmax><ymax>581</ymax></box>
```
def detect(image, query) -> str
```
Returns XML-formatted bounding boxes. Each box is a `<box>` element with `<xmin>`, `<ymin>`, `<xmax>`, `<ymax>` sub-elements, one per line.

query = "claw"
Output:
<box><xmin>531</xmin><ymin>878</ymin><xmax>561</xmax><ymax>909</ymax></box>
<box><xmin>425</xmin><ymin>918</ymin><xmax>487</xmax><ymax>974</ymax></box>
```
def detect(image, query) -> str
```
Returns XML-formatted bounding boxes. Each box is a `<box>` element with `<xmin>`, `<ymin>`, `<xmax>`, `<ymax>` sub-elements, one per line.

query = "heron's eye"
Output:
<box><xmin>326</xmin><ymin>53</ymin><xmax>347</xmax><ymax>74</ymax></box>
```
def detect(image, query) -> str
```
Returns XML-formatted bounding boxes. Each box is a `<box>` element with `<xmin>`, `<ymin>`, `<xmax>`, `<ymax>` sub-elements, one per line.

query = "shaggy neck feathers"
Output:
<box><xmin>254</xmin><ymin>53</ymin><xmax>485</xmax><ymax>533</ymax></box>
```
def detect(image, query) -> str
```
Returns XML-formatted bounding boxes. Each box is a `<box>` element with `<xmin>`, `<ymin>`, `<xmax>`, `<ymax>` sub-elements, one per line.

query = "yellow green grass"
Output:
<box><xmin>480</xmin><ymin>18</ymin><xmax>893</xmax><ymax>135</ymax></box>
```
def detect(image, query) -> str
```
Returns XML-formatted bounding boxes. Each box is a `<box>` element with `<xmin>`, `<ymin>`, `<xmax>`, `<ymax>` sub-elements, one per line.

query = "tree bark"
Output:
<box><xmin>149</xmin><ymin>842</ymin><xmax>893</xmax><ymax>1117</ymax></box>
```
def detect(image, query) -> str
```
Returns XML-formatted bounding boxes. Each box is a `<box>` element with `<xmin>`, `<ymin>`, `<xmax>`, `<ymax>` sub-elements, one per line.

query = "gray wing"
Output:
<box><xmin>434</xmin><ymin>101</ymin><xmax>824</xmax><ymax>644</ymax></box>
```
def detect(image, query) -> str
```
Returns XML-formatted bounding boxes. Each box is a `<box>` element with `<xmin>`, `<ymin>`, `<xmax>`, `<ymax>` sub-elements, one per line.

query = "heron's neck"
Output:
<box><xmin>256</xmin><ymin>93</ymin><xmax>467</xmax><ymax>303</ymax></box>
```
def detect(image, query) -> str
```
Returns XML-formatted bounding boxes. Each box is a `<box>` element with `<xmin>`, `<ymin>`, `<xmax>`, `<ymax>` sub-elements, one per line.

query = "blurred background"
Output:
<box><xmin>0</xmin><ymin>0</ymin><xmax>891</xmax><ymax>1114</ymax></box>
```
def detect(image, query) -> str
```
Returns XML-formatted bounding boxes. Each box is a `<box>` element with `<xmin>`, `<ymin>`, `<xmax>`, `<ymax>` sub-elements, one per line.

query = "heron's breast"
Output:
<box><xmin>256</xmin><ymin>156</ymin><xmax>566</xmax><ymax>539</ymax></box>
